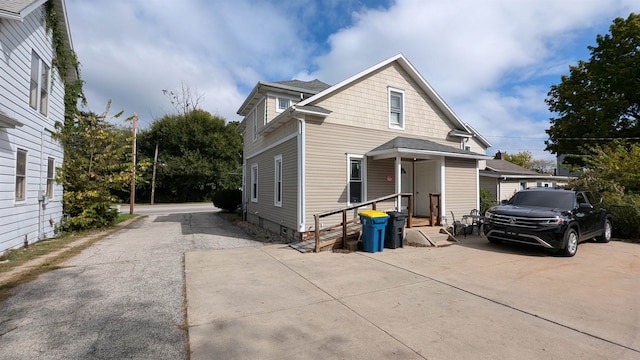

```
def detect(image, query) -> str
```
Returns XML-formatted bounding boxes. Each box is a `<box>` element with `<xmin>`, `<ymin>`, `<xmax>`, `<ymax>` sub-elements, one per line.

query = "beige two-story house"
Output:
<box><xmin>238</xmin><ymin>54</ymin><xmax>491</xmax><ymax>241</ymax></box>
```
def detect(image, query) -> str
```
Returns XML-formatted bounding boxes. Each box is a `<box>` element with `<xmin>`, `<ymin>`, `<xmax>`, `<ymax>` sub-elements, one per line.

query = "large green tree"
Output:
<box><xmin>137</xmin><ymin>109</ymin><xmax>242</xmax><ymax>203</ymax></box>
<box><xmin>545</xmin><ymin>13</ymin><xmax>640</xmax><ymax>162</ymax></box>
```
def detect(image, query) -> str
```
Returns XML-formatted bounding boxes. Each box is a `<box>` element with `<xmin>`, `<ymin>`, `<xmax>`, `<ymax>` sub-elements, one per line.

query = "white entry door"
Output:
<box><xmin>414</xmin><ymin>161</ymin><xmax>438</xmax><ymax>216</ymax></box>
<box><xmin>400</xmin><ymin>161</ymin><xmax>413</xmax><ymax>210</ymax></box>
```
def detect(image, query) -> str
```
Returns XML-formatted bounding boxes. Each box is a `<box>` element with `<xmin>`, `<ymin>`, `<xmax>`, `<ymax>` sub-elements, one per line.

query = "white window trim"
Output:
<box><xmin>251</xmin><ymin>109</ymin><xmax>257</xmax><ymax>142</ymax></box>
<box><xmin>276</xmin><ymin>96</ymin><xmax>292</xmax><ymax>113</ymax></box>
<box><xmin>347</xmin><ymin>154</ymin><xmax>366</xmax><ymax>205</ymax></box>
<box><xmin>274</xmin><ymin>155</ymin><xmax>282</xmax><ymax>207</ymax></box>
<box><xmin>15</xmin><ymin>149</ymin><xmax>27</xmax><ymax>202</ymax></box>
<box><xmin>388</xmin><ymin>87</ymin><xmax>405</xmax><ymax>130</ymax></box>
<box><xmin>251</xmin><ymin>164</ymin><xmax>258</xmax><ymax>202</ymax></box>
<box><xmin>46</xmin><ymin>157</ymin><xmax>55</xmax><ymax>198</ymax></box>
<box><xmin>29</xmin><ymin>51</ymin><xmax>50</xmax><ymax>117</ymax></box>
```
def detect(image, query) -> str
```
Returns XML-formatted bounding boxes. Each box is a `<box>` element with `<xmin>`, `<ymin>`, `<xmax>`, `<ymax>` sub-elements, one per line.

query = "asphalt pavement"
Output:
<box><xmin>0</xmin><ymin>203</ymin><xmax>261</xmax><ymax>360</ymax></box>
<box><xmin>1</xmin><ymin>204</ymin><xmax>638</xmax><ymax>359</ymax></box>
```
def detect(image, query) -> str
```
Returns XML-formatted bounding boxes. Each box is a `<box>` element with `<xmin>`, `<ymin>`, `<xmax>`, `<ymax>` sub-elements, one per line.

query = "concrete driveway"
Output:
<box><xmin>186</xmin><ymin>235</ymin><xmax>640</xmax><ymax>359</ymax></box>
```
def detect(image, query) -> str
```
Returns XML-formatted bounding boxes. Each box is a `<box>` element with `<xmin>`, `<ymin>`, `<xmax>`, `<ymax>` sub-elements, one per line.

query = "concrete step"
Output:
<box><xmin>405</xmin><ymin>227</ymin><xmax>457</xmax><ymax>247</ymax></box>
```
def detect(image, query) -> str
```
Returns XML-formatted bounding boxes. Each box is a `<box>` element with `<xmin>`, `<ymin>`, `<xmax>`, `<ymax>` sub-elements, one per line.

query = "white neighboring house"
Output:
<box><xmin>0</xmin><ymin>0</ymin><xmax>75</xmax><ymax>253</ymax></box>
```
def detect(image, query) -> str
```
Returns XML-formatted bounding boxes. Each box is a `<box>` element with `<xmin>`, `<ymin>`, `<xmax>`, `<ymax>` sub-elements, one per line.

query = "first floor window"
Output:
<box><xmin>46</xmin><ymin>157</ymin><xmax>55</xmax><ymax>198</ymax></box>
<box><xmin>274</xmin><ymin>156</ymin><xmax>282</xmax><ymax>206</ymax></box>
<box><xmin>348</xmin><ymin>155</ymin><xmax>364</xmax><ymax>204</ymax></box>
<box><xmin>251</xmin><ymin>164</ymin><xmax>258</xmax><ymax>202</ymax></box>
<box><xmin>16</xmin><ymin>149</ymin><xmax>27</xmax><ymax>201</ymax></box>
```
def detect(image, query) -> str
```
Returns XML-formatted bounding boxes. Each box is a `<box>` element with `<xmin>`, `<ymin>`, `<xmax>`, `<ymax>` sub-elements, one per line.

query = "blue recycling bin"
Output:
<box><xmin>358</xmin><ymin>210</ymin><xmax>390</xmax><ymax>253</ymax></box>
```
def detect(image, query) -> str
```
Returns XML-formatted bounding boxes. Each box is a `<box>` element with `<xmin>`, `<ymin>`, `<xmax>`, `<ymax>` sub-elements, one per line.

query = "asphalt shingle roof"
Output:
<box><xmin>370</xmin><ymin>136</ymin><xmax>479</xmax><ymax>156</ymax></box>
<box><xmin>273</xmin><ymin>79</ymin><xmax>331</xmax><ymax>93</ymax></box>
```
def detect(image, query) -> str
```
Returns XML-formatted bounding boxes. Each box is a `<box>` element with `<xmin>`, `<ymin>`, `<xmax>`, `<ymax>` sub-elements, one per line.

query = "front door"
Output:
<box><xmin>414</xmin><ymin>160</ymin><xmax>439</xmax><ymax>216</ymax></box>
<box><xmin>400</xmin><ymin>161</ymin><xmax>413</xmax><ymax>210</ymax></box>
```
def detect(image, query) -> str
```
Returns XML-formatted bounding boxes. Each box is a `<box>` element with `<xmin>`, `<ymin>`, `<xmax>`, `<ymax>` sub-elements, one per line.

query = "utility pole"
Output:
<box><xmin>129</xmin><ymin>113</ymin><xmax>137</xmax><ymax>215</ymax></box>
<box><xmin>151</xmin><ymin>140</ymin><xmax>159</xmax><ymax>205</ymax></box>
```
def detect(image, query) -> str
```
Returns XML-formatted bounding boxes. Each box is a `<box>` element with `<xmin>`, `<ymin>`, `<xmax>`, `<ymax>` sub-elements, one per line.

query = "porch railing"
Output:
<box><xmin>312</xmin><ymin>193</ymin><xmax>413</xmax><ymax>252</ymax></box>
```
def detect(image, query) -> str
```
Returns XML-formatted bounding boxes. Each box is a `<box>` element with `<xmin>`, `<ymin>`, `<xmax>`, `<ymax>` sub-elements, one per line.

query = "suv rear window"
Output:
<box><xmin>510</xmin><ymin>191</ymin><xmax>574</xmax><ymax>209</ymax></box>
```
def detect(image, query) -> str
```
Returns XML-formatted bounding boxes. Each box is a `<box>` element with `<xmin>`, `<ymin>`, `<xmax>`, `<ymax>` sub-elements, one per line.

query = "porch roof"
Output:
<box><xmin>367</xmin><ymin>136</ymin><xmax>491</xmax><ymax>160</ymax></box>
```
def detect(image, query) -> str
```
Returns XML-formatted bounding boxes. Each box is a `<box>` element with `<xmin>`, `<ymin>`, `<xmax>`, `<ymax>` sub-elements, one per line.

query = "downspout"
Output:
<box><xmin>38</xmin><ymin>126</ymin><xmax>45</xmax><ymax>239</ymax></box>
<box><xmin>294</xmin><ymin>115</ymin><xmax>305</xmax><ymax>233</ymax></box>
<box><xmin>395</xmin><ymin>155</ymin><xmax>401</xmax><ymax>211</ymax></box>
<box><xmin>440</xmin><ymin>156</ymin><xmax>446</xmax><ymax>222</ymax></box>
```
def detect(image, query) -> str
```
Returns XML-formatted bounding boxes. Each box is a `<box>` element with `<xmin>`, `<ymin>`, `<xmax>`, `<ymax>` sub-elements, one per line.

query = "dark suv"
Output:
<box><xmin>483</xmin><ymin>188</ymin><xmax>612</xmax><ymax>256</ymax></box>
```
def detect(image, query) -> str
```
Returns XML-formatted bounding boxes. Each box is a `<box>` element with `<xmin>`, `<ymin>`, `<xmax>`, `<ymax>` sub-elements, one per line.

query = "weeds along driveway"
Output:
<box><xmin>0</xmin><ymin>209</ymin><xmax>262</xmax><ymax>360</ymax></box>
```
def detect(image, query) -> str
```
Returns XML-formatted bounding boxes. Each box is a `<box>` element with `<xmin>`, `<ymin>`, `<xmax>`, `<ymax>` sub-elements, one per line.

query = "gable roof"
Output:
<box><xmin>298</xmin><ymin>54</ymin><xmax>492</xmax><ymax>149</ymax></box>
<box><xmin>367</xmin><ymin>136</ymin><xmax>491</xmax><ymax>160</ymax></box>
<box><xmin>237</xmin><ymin>79</ymin><xmax>331</xmax><ymax>116</ymax></box>
<box><xmin>0</xmin><ymin>0</ymin><xmax>76</xmax><ymax>82</ymax></box>
<box><xmin>481</xmin><ymin>158</ymin><xmax>570</xmax><ymax>180</ymax></box>
<box><xmin>0</xmin><ymin>0</ymin><xmax>47</xmax><ymax>20</ymax></box>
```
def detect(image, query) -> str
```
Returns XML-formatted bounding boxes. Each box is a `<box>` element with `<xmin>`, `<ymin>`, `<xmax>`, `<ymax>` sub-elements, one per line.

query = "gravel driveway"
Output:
<box><xmin>0</xmin><ymin>206</ymin><xmax>259</xmax><ymax>360</ymax></box>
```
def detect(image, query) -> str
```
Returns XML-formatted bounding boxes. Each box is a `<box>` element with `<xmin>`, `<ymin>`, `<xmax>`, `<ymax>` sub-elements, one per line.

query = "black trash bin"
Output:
<box><xmin>384</xmin><ymin>211</ymin><xmax>407</xmax><ymax>249</ymax></box>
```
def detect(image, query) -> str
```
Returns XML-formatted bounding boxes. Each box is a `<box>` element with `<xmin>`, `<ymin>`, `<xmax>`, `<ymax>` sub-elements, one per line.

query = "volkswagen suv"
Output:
<box><xmin>483</xmin><ymin>188</ymin><xmax>612</xmax><ymax>256</ymax></box>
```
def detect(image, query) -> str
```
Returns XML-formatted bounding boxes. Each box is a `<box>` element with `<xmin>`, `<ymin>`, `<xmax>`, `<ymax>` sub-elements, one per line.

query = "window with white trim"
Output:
<box><xmin>520</xmin><ymin>181</ymin><xmax>527</xmax><ymax>190</ymax></box>
<box><xmin>274</xmin><ymin>155</ymin><xmax>282</xmax><ymax>207</ymax></box>
<box><xmin>29</xmin><ymin>51</ymin><xmax>49</xmax><ymax>116</ymax></box>
<box><xmin>388</xmin><ymin>88</ymin><xmax>404</xmax><ymax>129</ymax></box>
<box><xmin>252</xmin><ymin>110</ymin><xmax>257</xmax><ymax>142</ymax></box>
<box><xmin>15</xmin><ymin>149</ymin><xmax>27</xmax><ymax>201</ymax></box>
<box><xmin>46</xmin><ymin>157</ymin><xmax>55</xmax><ymax>198</ymax></box>
<box><xmin>251</xmin><ymin>164</ymin><xmax>258</xmax><ymax>202</ymax></box>
<box><xmin>276</xmin><ymin>97</ymin><xmax>291</xmax><ymax>112</ymax></box>
<box><xmin>348</xmin><ymin>154</ymin><xmax>365</xmax><ymax>204</ymax></box>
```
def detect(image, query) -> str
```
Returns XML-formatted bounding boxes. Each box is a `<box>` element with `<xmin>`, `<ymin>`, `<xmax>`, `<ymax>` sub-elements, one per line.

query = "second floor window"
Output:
<box><xmin>389</xmin><ymin>88</ymin><xmax>404</xmax><ymax>129</ymax></box>
<box><xmin>30</xmin><ymin>51</ymin><xmax>50</xmax><ymax>116</ymax></box>
<box><xmin>276</xmin><ymin>97</ymin><xmax>291</xmax><ymax>112</ymax></box>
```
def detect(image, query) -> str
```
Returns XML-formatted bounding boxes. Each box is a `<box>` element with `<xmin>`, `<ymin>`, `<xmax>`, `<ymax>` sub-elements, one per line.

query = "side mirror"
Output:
<box><xmin>578</xmin><ymin>202</ymin><xmax>593</xmax><ymax>210</ymax></box>
<box><xmin>501</xmin><ymin>200</ymin><xmax>508</xmax><ymax>205</ymax></box>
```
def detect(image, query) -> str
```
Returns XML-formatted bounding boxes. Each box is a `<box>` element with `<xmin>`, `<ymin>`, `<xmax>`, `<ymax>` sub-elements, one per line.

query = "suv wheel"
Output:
<box><xmin>560</xmin><ymin>228</ymin><xmax>578</xmax><ymax>257</ymax></box>
<box><xmin>596</xmin><ymin>219</ymin><xmax>612</xmax><ymax>243</ymax></box>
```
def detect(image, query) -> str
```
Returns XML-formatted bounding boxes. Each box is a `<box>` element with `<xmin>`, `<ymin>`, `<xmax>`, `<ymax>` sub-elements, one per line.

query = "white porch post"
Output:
<box><xmin>395</xmin><ymin>155</ymin><xmax>402</xmax><ymax>211</ymax></box>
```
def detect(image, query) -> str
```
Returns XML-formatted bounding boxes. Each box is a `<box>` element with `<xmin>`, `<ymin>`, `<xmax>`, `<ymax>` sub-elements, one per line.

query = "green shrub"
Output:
<box><xmin>59</xmin><ymin>202</ymin><xmax>119</xmax><ymax>232</ymax></box>
<box><xmin>606</xmin><ymin>194</ymin><xmax>640</xmax><ymax>241</ymax></box>
<box><xmin>213</xmin><ymin>189</ymin><xmax>242</xmax><ymax>212</ymax></box>
<box><xmin>480</xmin><ymin>188</ymin><xmax>496</xmax><ymax>215</ymax></box>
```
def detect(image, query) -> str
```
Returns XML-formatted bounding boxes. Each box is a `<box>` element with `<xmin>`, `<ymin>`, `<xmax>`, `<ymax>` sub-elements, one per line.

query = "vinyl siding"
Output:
<box><xmin>245</xmin><ymin>136</ymin><xmax>298</xmax><ymax>231</ymax></box>
<box><xmin>0</xmin><ymin>6</ymin><xmax>65</xmax><ymax>253</ymax></box>
<box><xmin>444</xmin><ymin>158</ymin><xmax>477</xmax><ymax>219</ymax></box>
<box><xmin>479</xmin><ymin>175</ymin><xmax>498</xmax><ymax>203</ymax></box>
<box><xmin>312</xmin><ymin>63</ymin><xmax>459</xmax><ymax>142</ymax></box>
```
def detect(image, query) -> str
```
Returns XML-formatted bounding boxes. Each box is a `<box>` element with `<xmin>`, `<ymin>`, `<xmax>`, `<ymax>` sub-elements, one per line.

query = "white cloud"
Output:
<box><xmin>66</xmin><ymin>0</ymin><xmax>638</xmax><ymax>160</ymax></box>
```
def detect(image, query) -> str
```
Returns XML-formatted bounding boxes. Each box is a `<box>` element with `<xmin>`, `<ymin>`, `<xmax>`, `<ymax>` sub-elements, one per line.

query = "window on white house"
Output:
<box><xmin>252</xmin><ymin>110</ymin><xmax>257</xmax><ymax>142</ymax></box>
<box><xmin>348</xmin><ymin>155</ymin><xmax>365</xmax><ymax>204</ymax></box>
<box><xmin>388</xmin><ymin>88</ymin><xmax>404</xmax><ymax>129</ymax></box>
<box><xmin>46</xmin><ymin>157</ymin><xmax>54</xmax><ymax>198</ymax></box>
<box><xmin>251</xmin><ymin>164</ymin><xmax>258</xmax><ymax>202</ymax></box>
<box><xmin>29</xmin><ymin>51</ymin><xmax>49</xmax><ymax>116</ymax></box>
<box><xmin>16</xmin><ymin>149</ymin><xmax>27</xmax><ymax>201</ymax></box>
<box><xmin>274</xmin><ymin>155</ymin><xmax>282</xmax><ymax>207</ymax></box>
<box><xmin>276</xmin><ymin>97</ymin><xmax>291</xmax><ymax>112</ymax></box>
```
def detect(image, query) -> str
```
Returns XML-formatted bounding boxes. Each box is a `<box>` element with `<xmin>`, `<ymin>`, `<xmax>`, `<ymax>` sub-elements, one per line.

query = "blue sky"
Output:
<box><xmin>65</xmin><ymin>0</ymin><xmax>638</xmax><ymax>161</ymax></box>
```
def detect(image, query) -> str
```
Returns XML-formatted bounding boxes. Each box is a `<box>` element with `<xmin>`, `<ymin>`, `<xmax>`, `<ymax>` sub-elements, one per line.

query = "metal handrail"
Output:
<box><xmin>313</xmin><ymin>193</ymin><xmax>413</xmax><ymax>252</ymax></box>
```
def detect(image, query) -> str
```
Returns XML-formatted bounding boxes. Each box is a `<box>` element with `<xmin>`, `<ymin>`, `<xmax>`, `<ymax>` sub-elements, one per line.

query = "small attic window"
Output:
<box><xmin>276</xmin><ymin>97</ymin><xmax>291</xmax><ymax>112</ymax></box>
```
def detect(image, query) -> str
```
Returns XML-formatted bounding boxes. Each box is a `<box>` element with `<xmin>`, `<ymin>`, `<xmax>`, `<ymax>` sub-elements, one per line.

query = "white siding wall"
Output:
<box><xmin>0</xmin><ymin>8</ymin><xmax>65</xmax><ymax>253</ymax></box>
